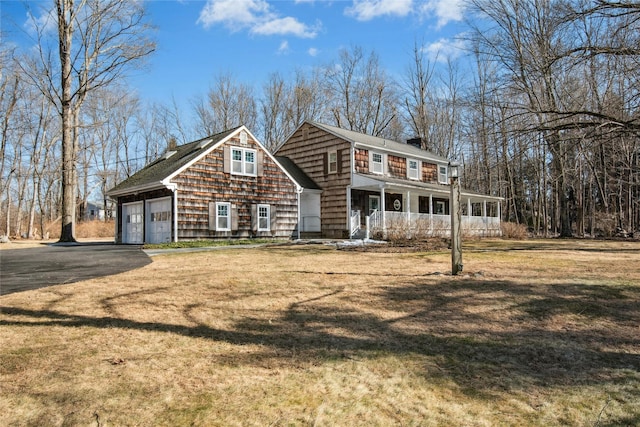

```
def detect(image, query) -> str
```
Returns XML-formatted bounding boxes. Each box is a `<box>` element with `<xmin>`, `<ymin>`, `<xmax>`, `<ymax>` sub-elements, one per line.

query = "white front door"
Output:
<box><xmin>123</xmin><ymin>202</ymin><xmax>143</xmax><ymax>244</ymax></box>
<box><xmin>146</xmin><ymin>198</ymin><xmax>172</xmax><ymax>244</ymax></box>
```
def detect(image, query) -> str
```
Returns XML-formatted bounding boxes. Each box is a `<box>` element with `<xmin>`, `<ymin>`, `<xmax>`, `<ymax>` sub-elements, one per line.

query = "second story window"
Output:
<box><xmin>438</xmin><ymin>165</ymin><xmax>448</xmax><ymax>184</ymax></box>
<box><xmin>371</xmin><ymin>152</ymin><xmax>384</xmax><ymax>174</ymax></box>
<box><xmin>231</xmin><ymin>147</ymin><xmax>256</xmax><ymax>176</ymax></box>
<box><xmin>407</xmin><ymin>159</ymin><xmax>420</xmax><ymax>180</ymax></box>
<box><xmin>328</xmin><ymin>151</ymin><xmax>338</xmax><ymax>174</ymax></box>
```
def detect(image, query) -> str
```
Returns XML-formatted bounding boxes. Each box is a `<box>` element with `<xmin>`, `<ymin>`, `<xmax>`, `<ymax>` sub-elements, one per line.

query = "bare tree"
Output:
<box><xmin>403</xmin><ymin>41</ymin><xmax>438</xmax><ymax>150</ymax></box>
<box><xmin>196</xmin><ymin>72</ymin><xmax>258</xmax><ymax>135</ymax></box>
<box><xmin>260</xmin><ymin>69</ymin><xmax>326</xmax><ymax>152</ymax></box>
<box><xmin>19</xmin><ymin>0</ymin><xmax>155</xmax><ymax>242</ymax></box>
<box><xmin>324</xmin><ymin>46</ymin><xmax>401</xmax><ymax>139</ymax></box>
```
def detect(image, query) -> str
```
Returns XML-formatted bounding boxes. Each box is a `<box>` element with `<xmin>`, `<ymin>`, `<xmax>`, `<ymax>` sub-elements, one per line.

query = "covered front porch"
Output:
<box><xmin>348</xmin><ymin>174</ymin><xmax>502</xmax><ymax>239</ymax></box>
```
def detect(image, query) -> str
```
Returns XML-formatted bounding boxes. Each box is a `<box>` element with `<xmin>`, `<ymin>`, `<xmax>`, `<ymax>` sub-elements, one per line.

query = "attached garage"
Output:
<box><xmin>122</xmin><ymin>202</ymin><xmax>143</xmax><ymax>244</ymax></box>
<box><xmin>146</xmin><ymin>197</ymin><xmax>172</xmax><ymax>244</ymax></box>
<box><xmin>108</xmin><ymin>126</ymin><xmax>301</xmax><ymax>244</ymax></box>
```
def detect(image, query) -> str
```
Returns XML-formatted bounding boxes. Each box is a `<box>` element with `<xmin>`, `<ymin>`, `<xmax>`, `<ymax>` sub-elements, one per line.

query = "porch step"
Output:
<box><xmin>300</xmin><ymin>232</ymin><xmax>323</xmax><ymax>239</ymax></box>
<box><xmin>351</xmin><ymin>228</ymin><xmax>367</xmax><ymax>240</ymax></box>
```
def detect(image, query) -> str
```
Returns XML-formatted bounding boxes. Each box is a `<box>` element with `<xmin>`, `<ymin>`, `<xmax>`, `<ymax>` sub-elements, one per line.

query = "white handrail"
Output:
<box><xmin>350</xmin><ymin>210</ymin><xmax>361</xmax><ymax>236</ymax></box>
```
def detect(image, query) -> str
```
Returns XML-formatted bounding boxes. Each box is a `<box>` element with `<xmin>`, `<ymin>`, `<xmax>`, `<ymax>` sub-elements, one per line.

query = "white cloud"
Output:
<box><xmin>24</xmin><ymin>7</ymin><xmax>57</xmax><ymax>36</ymax></box>
<box><xmin>345</xmin><ymin>0</ymin><xmax>413</xmax><ymax>21</ymax></box>
<box><xmin>419</xmin><ymin>0</ymin><xmax>465</xmax><ymax>28</ymax></box>
<box><xmin>424</xmin><ymin>37</ymin><xmax>467</xmax><ymax>62</ymax></box>
<box><xmin>253</xmin><ymin>16</ymin><xmax>317</xmax><ymax>38</ymax></box>
<box><xmin>308</xmin><ymin>47</ymin><xmax>319</xmax><ymax>57</ymax></box>
<box><xmin>197</xmin><ymin>0</ymin><xmax>318</xmax><ymax>38</ymax></box>
<box><xmin>197</xmin><ymin>0</ymin><xmax>268</xmax><ymax>28</ymax></box>
<box><xmin>277</xmin><ymin>40</ymin><xmax>290</xmax><ymax>54</ymax></box>
<box><xmin>344</xmin><ymin>0</ymin><xmax>464</xmax><ymax>27</ymax></box>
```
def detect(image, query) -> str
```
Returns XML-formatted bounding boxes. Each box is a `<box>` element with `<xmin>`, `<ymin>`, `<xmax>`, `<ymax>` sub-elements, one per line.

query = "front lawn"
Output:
<box><xmin>1</xmin><ymin>239</ymin><xmax>639</xmax><ymax>426</ymax></box>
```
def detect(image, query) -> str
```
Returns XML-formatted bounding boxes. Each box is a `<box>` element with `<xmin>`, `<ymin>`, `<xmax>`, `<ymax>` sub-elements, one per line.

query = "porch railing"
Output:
<box><xmin>350</xmin><ymin>210</ymin><xmax>361</xmax><ymax>237</ymax></box>
<box><xmin>368</xmin><ymin>211</ymin><xmax>501</xmax><ymax>238</ymax></box>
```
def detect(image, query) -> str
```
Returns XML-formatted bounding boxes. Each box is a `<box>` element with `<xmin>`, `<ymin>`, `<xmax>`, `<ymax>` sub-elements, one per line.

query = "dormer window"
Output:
<box><xmin>407</xmin><ymin>159</ymin><xmax>420</xmax><ymax>180</ymax></box>
<box><xmin>438</xmin><ymin>165</ymin><xmax>448</xmax><ymax>184</ymax></box>
<box><xmin>370</xmin><ymin>152</ymin><xmax>384</xmax><ymax>174</ymax></box>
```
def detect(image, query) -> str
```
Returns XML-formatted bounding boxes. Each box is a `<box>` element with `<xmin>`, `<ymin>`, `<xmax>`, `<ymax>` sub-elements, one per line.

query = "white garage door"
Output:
<box><xmin>123</xmin><ymin>202</ymin><xmax>143</xmax><ymax>244</ymax></box>
<box><xmin>146</xmin><ymin>198</ymin><xmax>172</xmax><ymax>244</ymax></box>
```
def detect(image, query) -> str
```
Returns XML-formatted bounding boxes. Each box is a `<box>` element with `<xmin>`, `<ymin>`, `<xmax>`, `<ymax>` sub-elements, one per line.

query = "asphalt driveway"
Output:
<box><xmin>0</xmin><ymin>243</ymin><xmax>151</xmax><ymax>296</ymax></box>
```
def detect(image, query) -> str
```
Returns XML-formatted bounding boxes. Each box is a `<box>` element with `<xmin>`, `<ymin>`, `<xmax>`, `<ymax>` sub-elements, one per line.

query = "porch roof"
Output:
<box><xmin>352</xmin><ymin>173</ymin><xmax>503</xmax><ymax>202</ymax></box>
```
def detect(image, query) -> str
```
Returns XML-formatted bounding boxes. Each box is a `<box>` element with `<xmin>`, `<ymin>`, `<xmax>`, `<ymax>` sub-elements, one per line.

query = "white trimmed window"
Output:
<box><xmin>328</xmin><ymin>151</ymin><xmax>338</xmax><ymax>174</ymax></box>
<box><xmin>258</xmin><ymin>204</ymin><xmax>270</xmax><ymax>231</ymax></box>
<box><xmin>231</xmin><ymin>147</ymin><xmax>257</xmax><ymax>176</ymax></box>
<box><xmin>216</xmin><ymin>202</ymin><xmax>231</xmax><ymax>231</ymax></box>
<box><xmin>438</xmin><ymin>165</ymin><xmax>448</xmax><ymax>184</ymax></box>
<box><xmin>370</xmin><ymin>152</ymin><xmax>384</xmax><ymax>174</ymax></box>
<box><xmin>407</xmin><ymin>159</ymin><xmax>420</xmax><ymax>180</ymax></box>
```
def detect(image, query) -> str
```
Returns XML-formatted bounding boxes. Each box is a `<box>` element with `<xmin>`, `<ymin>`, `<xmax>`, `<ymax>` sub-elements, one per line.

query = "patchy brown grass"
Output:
<box><xmin>1</xmin><ymin>239</ymin><xmax>639</xmax><ymax>426</ymax></box>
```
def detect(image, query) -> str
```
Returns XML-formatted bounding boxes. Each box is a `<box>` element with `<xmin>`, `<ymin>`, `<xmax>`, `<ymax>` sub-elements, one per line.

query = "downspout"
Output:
<box><xmin>297</xmin><ymin>186</ymin><xmax>302</xmax><ymax>240</ymax></box>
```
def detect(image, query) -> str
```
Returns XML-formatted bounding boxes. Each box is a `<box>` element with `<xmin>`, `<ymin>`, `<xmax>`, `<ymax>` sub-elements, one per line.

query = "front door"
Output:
<box><xmin>146</xmin><ymin>198</ymin><xmax>172</xmax><ymax>244</ymax></box>
<box><xmin>123</xmin><ymin>202</ymin><xmax>143</xmax><ymax>244</ymax></box>
<box><xmin>369</xmin><ymin>195</ymin><xmax>380</xmax><ymax>215</ymax></box>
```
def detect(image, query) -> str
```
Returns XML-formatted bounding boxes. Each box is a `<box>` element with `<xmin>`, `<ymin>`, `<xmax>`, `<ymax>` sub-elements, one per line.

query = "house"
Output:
<box><xmin>81</xmin><ymin>201</ymin><xmax>106</xmax><ymax>221</ymax></box>
<box><xmin>275</xmin><ymin>121</ymin><xmax>502</xmax><ymax>239</ymax></box>
<box><xmin>107</xmin><ymin>126</ymin><xmax>301</xmax><ymax>244</ymax></box>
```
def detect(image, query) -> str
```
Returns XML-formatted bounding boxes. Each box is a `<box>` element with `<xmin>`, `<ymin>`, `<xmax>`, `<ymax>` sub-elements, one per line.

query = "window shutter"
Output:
<box><xmin>383</xmin><ymin>154</ymin><xmax>388</xmax><ymax>175</ymax></box>
<box><xmin>251</xmin><ymin>204</ymin><xmax>258</xmax><ymax>232</ymax></box>
<box><xmin>323</xmin><ymin>152</ymin><xmax>328</xmax><ymax>175</ymax></box>
<box><xmin>257</xmin><ymin>150</ymin><xmax>264</xmax><ymax>176</ymax></box>
<box><xmin>208</xmin><ymin>202</ymin><xmax>216</xmax><ymax>231</ymax></box>
<box><xmin>337</xmin><ymin>150</ymin><xmax>343</xmax><ymax>173</ymax></box>
<box><xmin>270</xmin><ymin>205</ymin><xmax>277</xmax><ymax>233</ymax></box>
<box><xmin>231</xmin><ymin>204</ymin><xmax>239</xmax><ymax>231</ymax></box>
<box><xmin>223</xmin><ymin>146</ymin><xmax>231</xmax><ymax>174</ymax></box>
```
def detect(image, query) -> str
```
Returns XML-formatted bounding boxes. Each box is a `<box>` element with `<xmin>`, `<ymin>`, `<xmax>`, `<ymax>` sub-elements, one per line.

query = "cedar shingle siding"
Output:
<box><xmin>108</xmin><ymin>127</ymin><xmax>299</xmax><ymax>243</ymax></box>
<box><xmin>276</xmin><ymin>123</ymin><xmax>351</xmax><ymax>238</ymax></box>
<box><xmin>172</xmin><ymin>136</ymin><xmax>298</xmax><ymax>240</ymax></box>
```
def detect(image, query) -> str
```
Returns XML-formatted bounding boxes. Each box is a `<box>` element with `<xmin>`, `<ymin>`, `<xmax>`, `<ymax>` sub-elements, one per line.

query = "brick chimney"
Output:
<box><xmin>406</xmin><ymin>137</ymin><xmax>424</xmax><ymax>149</ymax></box>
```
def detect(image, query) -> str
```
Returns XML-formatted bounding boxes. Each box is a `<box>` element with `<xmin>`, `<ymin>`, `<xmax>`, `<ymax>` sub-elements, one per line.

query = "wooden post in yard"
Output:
<box><xmin>450</xmin><ymin>161</ymin><xmax>463</xmax><ymax>275</ymax></box>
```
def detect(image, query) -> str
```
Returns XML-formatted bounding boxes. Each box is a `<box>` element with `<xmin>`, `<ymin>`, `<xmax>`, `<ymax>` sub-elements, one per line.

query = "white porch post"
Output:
<box><xmin>483</xmin><ymin>200</ymin><xmax>488</xmax><ymax>236</ymax></box>
<box><xmin>406</xmin><ymin>190</ymin><xmax>411</xmax><ymax>238</ymax></box>
<box><xmin>346</xmin><ymin>185</ymin><xmax>351</xmax><ymax>234</ymax></box>
<box><xmin>380</xmin><ymin>185</ymin><xmax>386</xmax><ymax>234</ymax></box>
<box><xmin>467</xmin><ymin>198</ymin><xmax>472</xmax><ymax>218</ymax></box>
<box><xmin>429</xmin><ymin>193</ymin><xmax>433</xmax><ymax>235</ymax></box>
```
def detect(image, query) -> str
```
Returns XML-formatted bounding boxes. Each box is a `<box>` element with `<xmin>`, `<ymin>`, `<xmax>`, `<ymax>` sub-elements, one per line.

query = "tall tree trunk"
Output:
<box><xmin>58</xmin><ymin>0</ymin><xmax>76</xmax><ymax>242</ymax></box>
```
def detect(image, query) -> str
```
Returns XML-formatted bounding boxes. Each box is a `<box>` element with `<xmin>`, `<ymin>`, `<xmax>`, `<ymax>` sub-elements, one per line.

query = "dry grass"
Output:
<box><xmin>1</xmin><ymin>239</ymin><xmax>639</xmax><ymax>426</ymax></box>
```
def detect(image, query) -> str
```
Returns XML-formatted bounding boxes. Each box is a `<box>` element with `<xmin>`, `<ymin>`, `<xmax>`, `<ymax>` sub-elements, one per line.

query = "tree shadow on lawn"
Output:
<box><xmin>1</xmin><ymin>277</ymin><xmax>639</xmax><ymax>399</ymax></box>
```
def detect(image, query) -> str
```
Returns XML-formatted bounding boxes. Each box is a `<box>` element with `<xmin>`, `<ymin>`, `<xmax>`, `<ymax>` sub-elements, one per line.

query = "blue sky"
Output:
<box><xmin>3</xmin><ymin>0</ymin><xmax>469</xmax><ymax>108</ymax></box>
